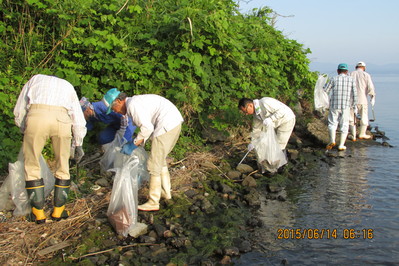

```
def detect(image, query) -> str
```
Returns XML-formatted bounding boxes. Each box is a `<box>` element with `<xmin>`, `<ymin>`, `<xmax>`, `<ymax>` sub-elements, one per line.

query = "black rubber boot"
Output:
<box><xmin>51</xmin><ymin>178</ymin><xmax>71</xmax><ymax>221</ymax></box>
<box><xmin>26</xmin><ymin>179</ymin><xmax>46</xmax><ymax>224</ymax></box>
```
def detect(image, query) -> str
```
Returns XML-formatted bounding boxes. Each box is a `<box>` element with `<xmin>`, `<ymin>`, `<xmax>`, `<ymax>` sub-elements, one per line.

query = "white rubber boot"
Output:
<box><xmin>326</xmin><ymin>129</ymin><xmax>336</xmax><ymax>150</ymax></box>
<box><xmin>138</xmin><ymin>175</ymin><xmax>161</xmax><ymax>211</ymax></box>
<box><xmin>161</xmin><ymin>166</ymin><xmax>172</xmax><ymax>200</ymax></box>
<box><xmin>348</xmin><ymin>125</ymin><xmax>357</xmax><ymax>141</ymax></box>
<box><xmin>338</xmin><ymin>132</ymin><xmax>348</xmax><ymax>151</ymax></box>
<box><xmin>358</xmin><ymin>126</ymin><xmax>371</xmax><ymax>139</ymax></box>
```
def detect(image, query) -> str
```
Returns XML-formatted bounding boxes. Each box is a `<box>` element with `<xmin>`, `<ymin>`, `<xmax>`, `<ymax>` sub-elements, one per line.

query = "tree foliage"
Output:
<box><xmin>0</xmin><ymin>0</ymin><xmax>316</xmax><ymax>172</ymax></box>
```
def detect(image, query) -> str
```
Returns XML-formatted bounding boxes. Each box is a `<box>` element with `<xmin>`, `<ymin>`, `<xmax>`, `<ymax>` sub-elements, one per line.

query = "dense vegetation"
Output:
<box><xmin>0</xmin><ymin>0</ymin><xmax>316</xmax><ymax>172</ymax></box>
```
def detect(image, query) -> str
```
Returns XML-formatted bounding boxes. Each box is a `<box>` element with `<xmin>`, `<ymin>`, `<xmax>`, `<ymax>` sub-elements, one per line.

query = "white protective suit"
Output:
<box><xmin>252</xmin><ymin>97</ymin><xmax>296</xmax><ymax>150</ymax></box>
<box><xmin>350</xmin><ymin>68</ymin><xmax>375</xmax><ymax>127</ymax></box>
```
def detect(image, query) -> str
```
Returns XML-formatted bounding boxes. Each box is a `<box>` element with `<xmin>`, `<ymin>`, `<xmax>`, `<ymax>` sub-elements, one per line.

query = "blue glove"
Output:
<box><xmin>121</xmin><ymin>141</ymin><xmax>138</xmax><ymax>155</ymax></box>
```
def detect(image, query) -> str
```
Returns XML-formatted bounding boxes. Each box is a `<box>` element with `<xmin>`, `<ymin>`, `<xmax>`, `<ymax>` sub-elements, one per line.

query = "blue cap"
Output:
<box><xmin>337</xmin><ymin>63</ymin><xmax>348</xmax><ymax>70</ymax></box>
<box><xmin>102</xmin><ymin>88</ymin><xmax>121</xmax><ymax>114</ymax></box>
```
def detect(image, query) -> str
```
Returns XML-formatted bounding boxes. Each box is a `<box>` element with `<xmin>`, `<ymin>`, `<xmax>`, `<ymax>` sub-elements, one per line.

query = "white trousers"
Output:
<box><xmin>328</xmin><ymin>107</ymin><xmax>350</xmax><ymax>133</ymax></box>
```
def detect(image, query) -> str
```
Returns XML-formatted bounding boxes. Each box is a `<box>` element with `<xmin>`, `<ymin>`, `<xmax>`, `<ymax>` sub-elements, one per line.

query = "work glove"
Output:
<box><xmin>74</xmin><ymin>146</ymin><xmax>85</xmax><ymax>163</ymax></box>
<box><xmin>263</xmin><ymin>118</ymin><xmax>273</xmax><ymax>127</ymax></box>
<box><xmin>247</xmin><ymin>143</ymin><xmax>255</xmax><ymax>152</ymax></box>
<box><xmin>120</xmin><ymin>115</ymin><xmax>128</xmax><ymax>130</ymax></box>
<box><xmin>370</xmin><ymin>96</ymin><xmax>375</xmax><ymax>107</ymax></box>
<box><xmin>121</xmin><ymin>141</ymin><xmax>138</xmax><ymax>155</ymax></box>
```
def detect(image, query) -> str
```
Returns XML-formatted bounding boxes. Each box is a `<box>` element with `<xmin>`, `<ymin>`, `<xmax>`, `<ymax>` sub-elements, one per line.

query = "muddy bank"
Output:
<box><xmin>0</xmin><ymin>114</ymin><xmax>390</xmax><ymax>265</ymax></box>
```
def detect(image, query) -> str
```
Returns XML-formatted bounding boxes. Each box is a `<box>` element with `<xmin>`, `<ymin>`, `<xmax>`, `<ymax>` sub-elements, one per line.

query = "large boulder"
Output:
<box><xmin>306</xmin><ymin>118</ymin><xmax>329</xmax><ymax>145</ymax></box>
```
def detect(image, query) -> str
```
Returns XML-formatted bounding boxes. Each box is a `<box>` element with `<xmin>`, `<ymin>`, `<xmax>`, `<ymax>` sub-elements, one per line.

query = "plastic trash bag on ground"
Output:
<box><xmin>252</xmin><ymin>126</ymin><xmax>287</xmax><ymax>173</ymax></box>
<box><xmin>0</xmin><ymin>148</ymin><xmax>55</xmax><ymax>216</ymax></box>
<box><xmin>107</xmin><ymin>147</ymin><xmax>149</xmax><ymax>237</ymax></box>
<box><xmin>100</xmin><ymin>133</ymin><xmax>126</xmax><ymax>172</ymax></box>
<box><xmin>314</xmin><ymin>74</ymin><xmax>329</xmax><ymax>112</ymax></box>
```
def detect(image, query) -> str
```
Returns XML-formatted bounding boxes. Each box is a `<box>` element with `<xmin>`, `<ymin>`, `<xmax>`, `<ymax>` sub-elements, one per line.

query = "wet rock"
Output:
<box><xmin>220</xmin><ymin>255</ymin><xmax>232</xmax><ymax>264</ymax></box>
<box><xmin>137</xmin><ymin>246</ymin><xmax>150</xmax><ymax>255</ymax></box>
<box><xmin>163</xmin><ymin>230</ymin><xmax>173</xmax><ymax>238</ymax></box>
<box><xmin>242</xmin><ymin>175</ymin><xmax>257</xmax><ymax>187</ymax></box>
<box><xmin>200</xmin><ymin>259</ymin><xmax>215</xmax><ymax>266</ymax></box>
<box><xmin>97</xmin><ymin>255</ymin><xmax>108</xmax><ymax>265</ymax></box>
<box><xmin>243</xmin><ymin>188</ymin><xmax>261</xmax><ymax>207</ymax></box>
<box><xmin>167</xmin><ymin>237</ymin><xmax>192</xmax><ymax>248</ymax></box>
<box><xmin>219</xmin><ymin>183</ymin><xmax>234</xmax><ymax>194</ymax></box>
<box><xmin>227</xmin><ymin>170</ymin><xmax>242</xmax><ymax>180</ymax></box>
<box><xmin>139</xmin><ymin>235</ymin><xmax>156</xmax><ymax>243</ymax></box>
<box><xmin>266</xmin><ymin>184</ymin><xmax>282</xmax><ymax>193</ymax></box>
<box><xmin>200</xmin><ymin>198</ymin><xmax>216</xmax><ymax>214</ymax></box>
<box><xmin>246</xmin><ymin>217</ymin><xmax>263</xmax><ymax>227</ymax></box>
<box><xmin>236</xmin><ymin>164</ymin><xmax>254</xmax><ymax>174</ymax></box>
<box><xmin>238</xmin><ymin>240</ymin><xmax>252</xmax><ymax>253</ymax></box>
<box><xmin>153</xmin><ymin>223</ymin><xmax>167</xmax><ymax>238</ymax></box>
<box><xmin>95</xmin><ymin>177</ymin><xmax>109</xmax><ymax>187</ymax></box>
<box><xmin>223</xmin><ymin>246</ymin><xmax>240</xmax><ymax>256</ymax></box>
<box><xmin>184</xmin><ymin>189</ymin><xmax>198</xmax><ymax>198</ymax></box>
<box><xmin>122</xmin><ymin>250</ymin><xmax>135</xmax><ymax>257</ymax></box>
<box><xmin>277</xmin><ymin>195</ymin><xmax>287</xmax><ymax>202</ymax></box>
<box><xmin>289</xmin><ymin>134</ymin><xmax>302</xmax><ymax>147</ymax></box>
<box><xmin>148</xmin><ymin>230</ymin><xmax>158</xmax><ymax>239</ymax></box>
<box><xmin>281</xmin><ymin>258</ymin><xmax>289</xmax><ymax>265</ymax></box>
<box><xmin>287</xmin><ymin>149</ymin><xmax>299</xmax><ymax>160</ymax></box>
<box><xmin>151</xmin><ymin>246</ymin><xmax>168</xmax><ymax>257</ymax></box>
<box><xmin>189</xmin><ymin>205</ymin><xmax>200</xmax><ymax>212</ymax></box>
<box><xmin>128</xmin><ymin>222</ymin><xmax>148</xmax><ymax>238</ymax></box>
<box><xmin>306</xmin><ymin>119</ymin><xmax>329</xmax><ymax>145</ymax></box>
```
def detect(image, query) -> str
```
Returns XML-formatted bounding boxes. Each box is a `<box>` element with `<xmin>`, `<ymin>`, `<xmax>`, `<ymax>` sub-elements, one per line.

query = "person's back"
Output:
<box><xmin>349</xmin><ymin>61</ymin><xmax>375</xmax><ymax>139</ymax></box>
<box><xmin>324</xmin><ymin>73</ymin><xmax>356</xmax><ymax>110</ymax></box>
<box><xmin>350</xmin><ymin>68</ymin><xmax>375</xmax><ymax>104</ymax></box>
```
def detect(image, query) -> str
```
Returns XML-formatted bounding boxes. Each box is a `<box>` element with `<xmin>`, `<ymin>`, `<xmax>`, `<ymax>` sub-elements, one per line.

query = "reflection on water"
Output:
<box><xmin>237</xmin><ymin>144</ymin><xmax>399</xmax><ymax>265</ymax></box>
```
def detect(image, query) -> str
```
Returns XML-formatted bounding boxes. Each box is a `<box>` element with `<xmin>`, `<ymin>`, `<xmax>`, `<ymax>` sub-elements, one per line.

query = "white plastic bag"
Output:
<box><xmin>0</xmin><ymin>148</ymin><xmax>55</xmax><ymax>216</ymax></box>
<box><xmin>252</xmin><ymin>126</ymin><xmax>287</xmax><ymax>173</ymax></box>
<box><xmin>100</xmin><ymin>133</ymin><xmax>126</xmax><ymax>172</ymax></box>
<box><xmin>107</xmin><ymin>150</ymin><xmax>140</xmax><ymax>237</ymax></box>
<box><xmin>314</xmin><ymin>74</ymin><xmax>329</xmax><ymax>112</ymax></box>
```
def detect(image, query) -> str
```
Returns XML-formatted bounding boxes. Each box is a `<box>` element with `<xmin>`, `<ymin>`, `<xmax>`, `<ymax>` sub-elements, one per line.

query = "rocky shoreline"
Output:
<box><xmin>0</xmin><ymin>113</ymin><xmax>390</xmax><ymax>265</ymax></box>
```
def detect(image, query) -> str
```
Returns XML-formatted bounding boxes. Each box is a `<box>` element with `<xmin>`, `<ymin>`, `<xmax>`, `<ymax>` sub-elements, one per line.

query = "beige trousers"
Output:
<box><xmin>275</xmin><ymin>118</ymin><xmax>296</xmax><ymax>150</ymax></box>
<box><xmin>23</xmin><ymin>104</ymin><xmax>72</xmax><ymax>181</ymax></box>
<box><xmin>147</xmin><ymin>124</ymin><xmax>181</xmax><ymax>176</ymax></box>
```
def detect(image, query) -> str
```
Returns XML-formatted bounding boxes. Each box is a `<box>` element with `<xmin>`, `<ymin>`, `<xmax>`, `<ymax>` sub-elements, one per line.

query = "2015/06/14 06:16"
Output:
<box><xmin>277</xmin><ymin>228</ymin><xmax>374</xmax><ymax>240</ymax></box>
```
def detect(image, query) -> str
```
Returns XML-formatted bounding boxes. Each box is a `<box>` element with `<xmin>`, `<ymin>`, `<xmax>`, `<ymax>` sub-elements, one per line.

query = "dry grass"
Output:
<box><xmin>0</xmin><ymin>194</ymin><xmax>110</xmax><ymax>265</ymax></box>
<box><xmin>0</xmin><ymin>148</ymin><xmax>236</xmax><ymax>265</ymax></box>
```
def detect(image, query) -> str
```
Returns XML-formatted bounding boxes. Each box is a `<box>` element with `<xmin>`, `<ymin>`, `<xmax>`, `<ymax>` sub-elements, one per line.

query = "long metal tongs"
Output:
<box><xmin>237</xmin><ymin>149</ymin><xmax>251</xmax><ymax>166</ymax></box>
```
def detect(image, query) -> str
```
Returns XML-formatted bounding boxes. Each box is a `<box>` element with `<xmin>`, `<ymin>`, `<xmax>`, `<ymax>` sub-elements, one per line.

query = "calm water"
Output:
<box><xmin>237</xmin><ymin>74</ymin><xmax>399</xmax><ymax>265</ymax></box>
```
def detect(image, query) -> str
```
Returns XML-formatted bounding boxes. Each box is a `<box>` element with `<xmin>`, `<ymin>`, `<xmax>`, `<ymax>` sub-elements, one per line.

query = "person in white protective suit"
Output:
<box><xmin>349</xmin><ymin>61</ymin><xmax>376</xmax><ymax>140</ymax></box>
<box><xmin>323</xmin><ymin>63</ymin><xmax>357</xmax><ymax>151</ymax></box>
<box><xmin>102</xmin><ymin>89</ymin><xmax>184</xmax><ymax>211</ymax></box>
<box><xmin>238</xmin><ymin>97</ymin><xmax>296</xmax><ymax>151</ymax></box>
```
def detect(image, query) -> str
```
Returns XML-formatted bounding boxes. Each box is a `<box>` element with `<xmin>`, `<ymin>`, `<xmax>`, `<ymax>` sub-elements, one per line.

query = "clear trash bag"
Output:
<box><xmin>314</xmin><ymin>74</ymin><xmax>329</xmax><ymax>112</ymax></box>
<box><xmin>107</xmin><ymin>147</ymin><xmax>149</xmax><ymax>237</ymax></box>
<box><xmin>252</xmin><ymin>126</ymin><xmax>287</xmax><ymax>173</ymax></box>
<box><xmin>100</xmin><ymin>132</ymin><xmax>126</xmax><ymax>172</ymax></box>
<box><xmin>0</xmin><ymin>148</ymin><xmax>55</xmax><ymax>216</ymax></box>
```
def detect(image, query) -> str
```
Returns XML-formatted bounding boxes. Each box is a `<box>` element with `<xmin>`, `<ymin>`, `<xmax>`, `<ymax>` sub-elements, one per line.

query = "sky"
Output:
<box><xmin>235</xmin><ymin>0</ymin><xmax>399</xmax><ymax>71</ymax></box>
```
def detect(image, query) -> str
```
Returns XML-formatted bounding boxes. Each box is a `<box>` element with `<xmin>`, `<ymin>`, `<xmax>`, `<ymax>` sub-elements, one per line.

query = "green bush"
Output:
<box><xmin>0</xmin><ymin>0</ymin><xmax>316</xmax><ymax>173</ymax></box>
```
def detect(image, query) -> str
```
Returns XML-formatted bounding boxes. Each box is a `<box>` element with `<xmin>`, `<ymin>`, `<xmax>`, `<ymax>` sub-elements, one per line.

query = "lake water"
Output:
<box><xmin>236</xmin><ymin>74</ymin><xmax>399</xmax><ymax>265</ymax></box>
